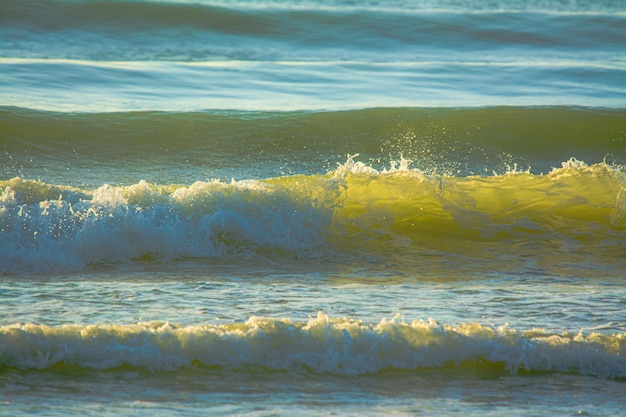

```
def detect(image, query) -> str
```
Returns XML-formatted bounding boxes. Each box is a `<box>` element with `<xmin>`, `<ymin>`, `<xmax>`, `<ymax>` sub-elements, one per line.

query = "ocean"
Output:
<box><xmin>1</xmin><ymin>0</ymin><xmax>625</xmax><ymax>415</ymax></box>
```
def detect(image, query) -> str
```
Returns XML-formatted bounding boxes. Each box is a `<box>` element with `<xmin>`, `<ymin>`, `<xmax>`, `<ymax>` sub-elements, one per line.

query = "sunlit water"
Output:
<box><xmin>1</xmin><ymin>0</ymin><xmax>625</xmax><ymax>415</ymax></box>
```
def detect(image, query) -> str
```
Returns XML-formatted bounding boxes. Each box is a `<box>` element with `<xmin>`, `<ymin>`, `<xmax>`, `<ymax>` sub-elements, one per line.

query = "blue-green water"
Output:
<box><xmin>1</xmin><ymin>0</ymin><xmax>625</xmax><ymax>415</ymax></box>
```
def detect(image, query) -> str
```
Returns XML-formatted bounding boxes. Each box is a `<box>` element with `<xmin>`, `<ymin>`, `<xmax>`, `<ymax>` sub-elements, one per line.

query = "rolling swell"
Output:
<box><xmin>1</xmin><ymin>313</ymin><xmax>624</xmax><ymax>378</ymax></box>
<box><xmin>2</xmin><ymin>106</ymin><xmax>625</xmax><ymax>182</ymax></box>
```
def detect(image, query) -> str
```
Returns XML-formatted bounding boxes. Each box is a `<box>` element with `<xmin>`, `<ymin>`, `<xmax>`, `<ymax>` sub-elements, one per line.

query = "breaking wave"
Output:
<box><xmin>1</xmin><ymin>157</ymin><xmax>624</xmax><ymax>274</ymax></box>
<box><xmin>1</xmin><ymin>313</ymin><xmax>624</xmax><ymax>378</ymax></box>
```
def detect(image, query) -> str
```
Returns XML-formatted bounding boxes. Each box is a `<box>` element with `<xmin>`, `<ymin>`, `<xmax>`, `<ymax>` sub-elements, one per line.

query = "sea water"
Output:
<box><xmin>1</xmin><ymin>0</ymin><xmax>625</xmax><ymax>416</ymax></box>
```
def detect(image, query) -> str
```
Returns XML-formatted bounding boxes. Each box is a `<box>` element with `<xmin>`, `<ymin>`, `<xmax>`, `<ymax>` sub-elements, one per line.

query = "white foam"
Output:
<box><xmin>0</xmin><ymin>178</ymin><xmax>331</xmax><ymax>274</ymax></box>
<box><xmin>1</xmin><ymin>313</ymin><xmax>624</xmax><ymax>378</ymax></box>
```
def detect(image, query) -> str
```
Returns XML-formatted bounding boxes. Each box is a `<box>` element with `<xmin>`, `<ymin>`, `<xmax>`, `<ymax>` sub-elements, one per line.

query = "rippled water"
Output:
<box><xmin>1</xmin><ymin>0</ymin><xmax>625</xmax><ymax>415</ymax></box>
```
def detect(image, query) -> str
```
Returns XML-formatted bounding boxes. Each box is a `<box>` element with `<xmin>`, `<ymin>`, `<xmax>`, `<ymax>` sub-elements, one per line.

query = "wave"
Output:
<box><xmin>3</xmin><ymin>107</ymin><xmax>625</xmax><ymax>180</ymax></box>
<box><xmin>1</xmin><ymin>158</ymin><xmax>624</xmax><ymax>274</ymax></box>
<box><xmin>1</xmin><ymin>313</ymin><xmax>624</xmax><ymax>378</ymax></box>
<box><xmin>2</xmin><ymin>0</ymin><xmax>624</xmax><ymax>62</ymax></box>
<box><xmin>4</xmin><ymin>0</ymin><xmax>624</xmax><ymax>28</ymax></box>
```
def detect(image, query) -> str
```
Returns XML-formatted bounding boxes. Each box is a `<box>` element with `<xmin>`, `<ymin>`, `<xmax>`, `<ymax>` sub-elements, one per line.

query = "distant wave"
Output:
<box><xmin>2</xmin><ymin>0</ymin><xmax>623</xmax><ymax>110</ymax></box>
<box><xmin>3</xmin><ymin>107</ymin><xmax>625</xmax><ymax>177</ymax></box>
<box><xmin>1</xmin><ymin>313</ymin><xmax>624</xmax><ymax>378</ymax></box>
<box><xmin>2</xmin><ymin>0</ymin><xmax>624</xmax><ymax>62</ymax></box>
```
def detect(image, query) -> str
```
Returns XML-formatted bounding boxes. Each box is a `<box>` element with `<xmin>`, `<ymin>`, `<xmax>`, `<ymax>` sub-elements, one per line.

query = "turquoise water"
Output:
<box><xmin>1</xmin><ymin>0</ymin><xmax>625</xmax><ymax>111</ymax></box>
<box><xmin>1</xmin><ymin>0</ymin><xmax>625</xmax><ymax>416</ymax></box>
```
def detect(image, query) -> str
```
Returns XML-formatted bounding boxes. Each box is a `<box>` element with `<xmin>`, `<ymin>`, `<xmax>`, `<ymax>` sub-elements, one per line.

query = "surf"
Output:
<box><xmin>1</xmin><ymin>312</ymin><xmax>624</xmax><ymax>378</ymax></box>
<box><xmin>1</xmin><ymin>157</ymin><xmax>624</xmax><ymax>275</ymax></box>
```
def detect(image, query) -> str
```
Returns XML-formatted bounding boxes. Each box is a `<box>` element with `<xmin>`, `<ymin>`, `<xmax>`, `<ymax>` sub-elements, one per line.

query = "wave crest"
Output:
<box><xmin>1</xmin><ymin>158</ymin><xmax>624</xmax><ymax>274</ymax></box>
<box><xmin>1</xmin><ymin>313</ymin><xmax>624</xmax><ymax>378</ymax></box>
